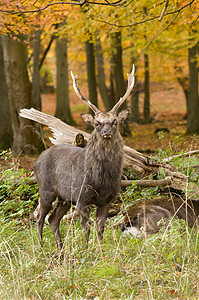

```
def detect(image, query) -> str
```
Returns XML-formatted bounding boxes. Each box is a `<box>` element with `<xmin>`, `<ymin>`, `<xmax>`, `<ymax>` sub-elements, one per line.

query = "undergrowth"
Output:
<box><xmin>0</xmin><ymin>145</ymin><xmax>199</xmax><ymax>299</ymax></box>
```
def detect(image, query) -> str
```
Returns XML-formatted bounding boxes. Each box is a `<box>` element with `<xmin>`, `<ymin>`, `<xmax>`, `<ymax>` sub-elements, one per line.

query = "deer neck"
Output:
<box><xmin>84</xmin><ymin>130</ymin><xmax>124</xmax><ymax>188</ymax></box>
<box><xmin>86</xmin><ymin>130</ymin><xmax>123</xmax><ymax>161</ymax></box>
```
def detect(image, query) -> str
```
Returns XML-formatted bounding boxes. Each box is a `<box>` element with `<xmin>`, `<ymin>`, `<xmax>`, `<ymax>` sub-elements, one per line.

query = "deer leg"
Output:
<box><xmin>37</xmin><ymin>202</ymin><xmax>52</xmax><ymax>247</ymax></box>
<box><xmin>78</xmin><ymin>206</ymin><xmax>91</xmax><ymax>244</ymax></box>
<box><xmin>48</xmin><ymin>199</ymin><xmax>71</xmax><ymax>250</ymax></box>
<box><xmin>96</xmin><ymin>203</ymin><xmax>111</xmax><ymax>241</ymax></box>
<box><xmin>36</xmin><ymin>191</ymin><xmax>57</xmax><ymax>247</ymax></box>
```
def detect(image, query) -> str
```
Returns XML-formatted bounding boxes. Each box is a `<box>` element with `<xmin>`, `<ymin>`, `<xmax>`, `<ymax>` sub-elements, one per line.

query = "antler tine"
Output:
<box><xmin>110</xmin><ymin>65</ymin><xmax>135</xmax><ymax>113</ymax></box>
<box><xmin>71</xmin><ymin>71</ymin><xmax>100</xmax><ymax>114</ymax></box>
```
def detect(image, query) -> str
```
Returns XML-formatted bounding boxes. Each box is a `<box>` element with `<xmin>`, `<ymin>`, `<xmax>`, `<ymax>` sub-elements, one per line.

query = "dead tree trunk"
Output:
<box><xmin>20</xmin><ymin>108</ymin><xmax>188</xmax><ymax>191</ymax></box>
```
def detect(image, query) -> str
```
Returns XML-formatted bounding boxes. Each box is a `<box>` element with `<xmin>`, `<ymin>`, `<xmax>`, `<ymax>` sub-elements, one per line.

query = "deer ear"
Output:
<box><xmin>117</xmin><ymin>108</ymin><xmax>130</xmax><ymax>123</ymax></box>
<box><xmin>81</xmin><ymin>113</ymin><xmax>94</xmax><ymax>125</ymax></box>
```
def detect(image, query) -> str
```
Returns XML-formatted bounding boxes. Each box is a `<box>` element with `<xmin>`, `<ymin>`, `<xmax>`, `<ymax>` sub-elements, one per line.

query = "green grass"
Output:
<box><xmin>0</xmin><ymin>216</ymin><xmax>199</xmax><ymax>299</ymax></box>
<box><xmin>0</xmin><ymin>150</ymin><xmax>199</xmax><ymax>299</ymax></box>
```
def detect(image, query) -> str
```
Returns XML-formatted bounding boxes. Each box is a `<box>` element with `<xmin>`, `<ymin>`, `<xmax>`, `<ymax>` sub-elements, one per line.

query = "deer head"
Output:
<box><xmin>71</xmin><ymin>66</ymin><xmax>135</xmax><ymax>140</ymax></box>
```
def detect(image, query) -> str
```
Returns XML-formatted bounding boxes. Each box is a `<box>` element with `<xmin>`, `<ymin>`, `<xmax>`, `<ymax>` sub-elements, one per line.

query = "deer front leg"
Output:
<box><xmin>96</xmin><ymin>203</ymin><xmax>111</xmax><ymax>241</ymax></box>
<box><xmin>78</xmin><ymin>206</ymin><xmax>91</xmax><ymax>245</ymax></box>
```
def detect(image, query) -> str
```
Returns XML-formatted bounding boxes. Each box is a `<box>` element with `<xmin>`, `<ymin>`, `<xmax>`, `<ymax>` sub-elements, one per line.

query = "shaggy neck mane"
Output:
<box><xmin>85</xmin><ymin>129</ymin><xmax>123</xmax><ymax>162</ymax></box>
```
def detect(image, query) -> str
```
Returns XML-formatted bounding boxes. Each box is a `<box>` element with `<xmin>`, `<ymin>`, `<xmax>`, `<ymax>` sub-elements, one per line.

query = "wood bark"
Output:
<box><xmin>95</xmin><ymin>35</ymin><xmax>112</xmax><ymax>111</ymax></box>
<box><xmin>110</xmin><ymin>31</ymin><xmax>131</xmax><ymax>136</ymax></box>
<box><xmin>20</xmin><ymin>108</ymin><xmax>188</xmax><ymax>191</ymax></box>
<box><xmin>0</xmin><ymin>38</ymin><xmax>12</xmax><ymax>149</ymax></box>
<box><xmin>32</xmin><ymin>29</ymin><xmax>41</xmax><ymax>111</ymax></box>
<box><xmin>1</xmin><ymin>36</ymin><xmax>42</xmax><ymax>154</ymax></box>
<box><xmin>143</xmin><ymin>53</ymin><xmax>150</xmax><ymax>123</ymax></box>
<box><xmin>55</xmin><ymin>23</ymin><xmax>74</xmax><ymax>124</ymax></box>
<box><xmin>130</xmin><ymin>38</ymin><xmax>141</xmax><ymax>124</ymax></box>
<box><xmin>85</xmin><ymin>37</ymin><xmax>98</xmax><ymax>111</ymax></box>
<box><xmin>187</xmin><ymin>41</ymin><xmax>199</xmax><ymax>134</ymax></box>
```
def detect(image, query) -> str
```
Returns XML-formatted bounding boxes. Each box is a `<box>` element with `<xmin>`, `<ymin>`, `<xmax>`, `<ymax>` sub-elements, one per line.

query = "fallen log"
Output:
<box><xmin>19</xmin><ymin>108</ymin><xmax>188</xmax><ymax>190</ymax></box>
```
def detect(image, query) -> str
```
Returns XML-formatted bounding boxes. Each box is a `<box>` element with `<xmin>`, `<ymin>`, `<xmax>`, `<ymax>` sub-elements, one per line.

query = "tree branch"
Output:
<box><xmin>141</xmin><ymin>11</ymin><xmax>180</xmax><ymax>51</ymax></box>
<box><xmin>121</xmin><ymin>176</ymin><xmax>172</xmax><ymax>187</ymax></box>
<box><xmin>0</xmin><ymin>0</ymin><xmax>127</xmax><ymax>15</ymax></box>
<box><xmin>91</xmin><ymin>0</ymin><xmax>195</xmax><ymax>28</ymax></box>
<box><xmin>159</xmin><ymin>0</ymin><xmax>169</xmax><ymax>21</ymax></box>
<box><xmin>163</xmin><ymin>150</ymin><xmax>199</xmax><ymax>163</ymax></box>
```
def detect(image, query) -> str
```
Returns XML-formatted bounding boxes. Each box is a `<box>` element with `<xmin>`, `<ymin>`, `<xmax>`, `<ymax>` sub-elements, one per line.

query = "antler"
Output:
<box><xmin>110</xmin><ymin>65</ymin><xmax>135</xmax><ymax>113</ymax></box>
<box><xmin>71</xmin><ymin>71</ymin><xmax>100</xmax><ymax>114</ymax></box>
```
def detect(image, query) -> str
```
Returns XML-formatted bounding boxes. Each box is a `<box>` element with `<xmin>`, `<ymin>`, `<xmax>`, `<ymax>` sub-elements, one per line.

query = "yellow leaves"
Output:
<box><xmin>0</xmin><ymin>0</ymin><xmax>73</xmax><ymax>38</ymax></box>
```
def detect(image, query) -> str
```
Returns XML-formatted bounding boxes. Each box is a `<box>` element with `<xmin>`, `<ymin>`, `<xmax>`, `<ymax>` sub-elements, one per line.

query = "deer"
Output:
<box><xmin>33</xmin><ymin>67</ymin><xmax>135</xmax><ymax>250</ymax></box>
<box><xmin>121</xmin><ymin>196</ymin><xmax>199</xmax><ymax>237</ymax></box>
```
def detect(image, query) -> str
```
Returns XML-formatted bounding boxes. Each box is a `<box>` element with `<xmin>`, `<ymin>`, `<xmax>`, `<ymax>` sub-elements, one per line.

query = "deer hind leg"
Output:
<box><xmin>48</xmin><ymin>198</ymin><xmax>71</xmax><ymax>250</ymax></box>
<box><xmin>96</xmin><ymin>203</ymin><xmax>110</xmax><ymax>241</ymax></box>
<box><xmin>78</xmin><ymin>206</ymin><xmax>91</xmax><ymax>245</ymax></box>
<box><xmin>36</xmin><ymin>191</ymin><xmax>56</xmax><ymax>247</ymax></box>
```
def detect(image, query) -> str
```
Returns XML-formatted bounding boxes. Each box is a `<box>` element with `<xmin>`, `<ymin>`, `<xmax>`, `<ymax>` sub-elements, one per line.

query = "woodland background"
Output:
<box><xmin>0</xmin><ymin>0</ymin><xmax>198</xmax><ymax>155</ymax></box>
<box><xmin>0</xmin><ymin>1</ymin><xmax>199</xmax><ymax>299</ymax></box>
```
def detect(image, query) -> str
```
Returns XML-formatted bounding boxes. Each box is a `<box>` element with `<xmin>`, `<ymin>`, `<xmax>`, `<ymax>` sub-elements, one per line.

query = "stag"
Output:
<box><xmin>122</xmin><ymin>197</ymin><xmax>199</xmax><ymax>236</ymax></box>
<box><xmin>33</xmin><ymin>67</ymin><xmax>135</xmax><ymax>250</ymax></box>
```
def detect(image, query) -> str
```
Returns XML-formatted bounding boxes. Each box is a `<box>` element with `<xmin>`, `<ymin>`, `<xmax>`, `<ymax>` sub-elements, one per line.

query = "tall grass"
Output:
<box><xmin>0</xmin><ymin>214</ymin><xmax>199</xmax><ymax>299</ymax></box>
<box><xmin>0</xmin><ymin>148</ymin><xmax>199</xmax><ymax>299</ymax></box>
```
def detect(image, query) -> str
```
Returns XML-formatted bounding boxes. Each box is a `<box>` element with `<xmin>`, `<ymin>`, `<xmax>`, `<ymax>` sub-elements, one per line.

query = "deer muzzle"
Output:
<box><xmin>102</xmin><ymin>125</ymin><xmax>112</xmax><ymax>139</ymax></box>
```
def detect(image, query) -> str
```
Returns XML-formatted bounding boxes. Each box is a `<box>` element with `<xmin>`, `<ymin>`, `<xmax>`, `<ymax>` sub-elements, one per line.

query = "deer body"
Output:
<box><xmin>122</xmin><ymin>197</ymin><xmax>199</xmax><ymax>236</ymax></box>
<box><xmin>34</xmin><ymin>67</ymin><xmax>135</xmax><ymax>249</ymax></box>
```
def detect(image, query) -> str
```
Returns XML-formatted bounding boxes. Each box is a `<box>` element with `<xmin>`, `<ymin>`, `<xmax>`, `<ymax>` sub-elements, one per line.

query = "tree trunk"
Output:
<box><xmin>111</xmin><ymin>31</ymin><xmax>131</xmax><ymax>136</ymax></box>
<box><xmin>174</xmin><ymin>65</ymin><xmax>189</xmax><ymax>115</ymax></box>
<box><xmin>1</xmin><ymin>36</ymin><xmax>42</xmax><ymax>154</ymax></box>
<box><xmin>95</xmin><ymin>35</ymin><xmax>112</xmax><ymax>111</ymax></box>
<box><xmin>32</xmin><ymin>29</ymin><xmax>41</xmax><ymax>110</ymax></box>
<box><xmin>55</xmin><ymin>27</ymin><xmax>74</xmax><ymax>124</ymax></box>
<box><xmin>0</xmin><ymin>38</ymin><xmax>12</xmax><ymax>149</ymax></box>
<box><xmin>85</xmin><ymin>38</ymin><xmax>98</xmax><ymax>113</ymax></box>
<box><xmin>143</xmin><ymin>53</ymin><xmax>150</xmax><ymax>123</ymax></box>
<box><xmin>130</xmin><ymin>47</ymin><xmax>141</xmax><ymax>123</ymax></box>
<box><xmin>186</xmin><ymin>42</ymin><xmax>199</xmax><ymax>134</ymax></box>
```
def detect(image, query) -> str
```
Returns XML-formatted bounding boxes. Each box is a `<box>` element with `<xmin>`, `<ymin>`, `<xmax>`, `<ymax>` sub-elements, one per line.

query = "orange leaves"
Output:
<box><xmin>0</xmin><ymin>0</ymin><xmax>73</xmax><ymax>39</ymax></box>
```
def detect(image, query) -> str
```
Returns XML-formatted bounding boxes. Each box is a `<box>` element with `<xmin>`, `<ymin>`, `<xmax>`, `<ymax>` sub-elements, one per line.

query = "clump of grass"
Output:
<box><xmin>0</xmin><ymin>216</ymin><xmax>199</xmax><ymax>299</ymax></box>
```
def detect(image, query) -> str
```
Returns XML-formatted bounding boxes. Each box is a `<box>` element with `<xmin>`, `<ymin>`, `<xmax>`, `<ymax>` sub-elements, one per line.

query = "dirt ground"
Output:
<box><xmin>1</xmin><ymin>81</ymin><xmax>199</xmax><ymax>171</ymax></box>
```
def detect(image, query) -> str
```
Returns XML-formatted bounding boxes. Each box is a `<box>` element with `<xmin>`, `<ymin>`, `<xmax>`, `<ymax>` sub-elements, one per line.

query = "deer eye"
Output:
<box><xmin>95</xmin><ymin>121</ymin><xmax>101</xmax><ymax>127</ymax></box>
<box><xmin>112</xmin><ymin>120</ymin><xmax>118</xmax><ymax>126</ymax></box>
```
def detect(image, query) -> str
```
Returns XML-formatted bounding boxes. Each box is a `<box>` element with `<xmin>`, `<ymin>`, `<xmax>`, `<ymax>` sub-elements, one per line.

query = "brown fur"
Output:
<box><xmin>122</xmin><ymin>197</ymin><xmax>199</xmax><ymax>236</ymax></box>
<box><xmin>34</xmin><ymin>110</ymin><xmax>129</xmax><ymax>249</ymax></box>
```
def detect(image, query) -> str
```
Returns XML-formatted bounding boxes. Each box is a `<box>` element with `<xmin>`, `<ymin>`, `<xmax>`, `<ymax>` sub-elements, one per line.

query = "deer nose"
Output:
<box><xmin>102</xmin><ymin>125</ymin><xmax>112</xmax><ymax>139</ymax></box>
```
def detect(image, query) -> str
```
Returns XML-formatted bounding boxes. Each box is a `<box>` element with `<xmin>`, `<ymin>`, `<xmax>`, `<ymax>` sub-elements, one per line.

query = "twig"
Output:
<box><xmin>163</xmin><ymin>150</ymin><xmax>199</xmax><ymax>163</ymax></box>
<box><xmin>91</xmin><ymin>0</ymin><xmax>195</xmax><ymax>28</ymax></box>
<box><xmin>141</xmin><ymin>11</ymin><xmax>180</xmax><ymax>51</ymax></box>
<box><xmin>159</xmin><ymin>0</ymin><xmax>169</xmax><ymax>21</ymax></box>
<box><xmin>0</xmin><ymin>0</ymin><xmax>126</xmax><ymax>15</ymax></box>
